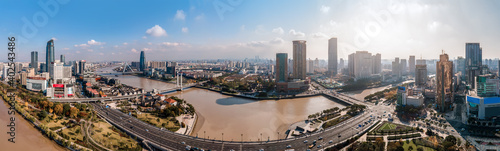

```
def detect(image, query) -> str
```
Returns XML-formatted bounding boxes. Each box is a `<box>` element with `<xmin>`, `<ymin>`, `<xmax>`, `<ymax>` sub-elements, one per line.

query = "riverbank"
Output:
<box><xmin>0</xmin><ymin>100</ymin><xmax>66</xmax><ymax>151</ymax></box>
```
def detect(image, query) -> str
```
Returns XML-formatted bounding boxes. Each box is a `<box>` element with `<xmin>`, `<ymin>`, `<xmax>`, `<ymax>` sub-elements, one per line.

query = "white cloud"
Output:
<box><xmin>175</xmin><ymin>10</ymin><xmax>186</xmax><ymax>20</ymax></box>
<box><xmin>182</xmin><ymin>27</ymin><xmax>189</xmax><ymax>33</ymax></box>
<box><xmin>76</xmin><ymin>51</ymin><xmax>80</xmax><ymax>54</ymax></box>
<box><xmin>162</xmin><ymin>42</ymin><xmax>186</xmax><ymax>46</ymax></box>
<box><xmin>312</xmin><ymin>32</ymin><xmax>329</xmax><ymax>39</ymax></box>
<box><xmin>146</xmin><ymin>25</ymin><xmax>168</xmax><ymax>37</ymax></box>
<box><xmin>74</xmin><ymin>44</ymin><xmax>89</xmax><ymax>48</ymax></box>
<box><xmin>111</xmin><ymin>52</ymin><xmax>115</xmax><ymax>55</ymax></box>
<box><xmin>195</xmin><ymin>13</ymin><xmax>204</xmax><ymax>20</ymax></box>
<box><xmin>123</xmin><ymin>42</ymin><xmax>128</xmax><ymax>45</ymax></box>
<box><xmin>142</xmin><ymin>48</ymin><xmax>152</xmax><ymax>51</ymax></box>
<box><xmin>51</xmin><ymin>37</ymin><xmax>57</xmax><ymax>41</ymax></box>
<box><xmin>131</xmin><ymin>48</ymin><xmax>138</xmax><ymax>53</ymax></box>
<box><xmin>289</xmin><ymin>29</ymin><xmax>306</xmax><ymax>38</ymax></box>
<box><xmin>114</xmin><ymin>45</ymin><xmax>119</xmax><ymax>48</ymax></box>
<box><xmin>87</xmin><ymin>49</ymin><xmax>93</xmax><ymax>52</ymax></box>
<box><xmin>99</xmin><ymin>53</ymin><xmax>104</xmax><ymax>55</ymax></box>
<box><xmin>272</xmin><ymin>27</ymin><xmax>284</xmax><ymax>34</ymax></box>
<box><xmin>240</xmin><ymin>25</ymin><xmax>245</xmax><ymax>31</ymax></box>
<box><xmin>270</xmin><ymin>37</ymin><xmax>285</xmax><ymax>44</ymax></box>
<box><xmin>62</xmin><ymin>48</ymin><xmax>69</xmax><ymax>50</ymax></box>
<box><xmin>147</xmin><ymin>42</ymin><xmax>152</xmax><ymax>45</ymax></box>
<box><xmin>87</xmin><ymin>39</ymin><xmax>105</xmax><ymax>45</ymax></box>
<box><xmin>142</xmin><ymin>36</ymin><xmax>147</xmax><ymax>39</ymax></box>
<box><xmin>320</xmin><ymin>5</ymin><xmax>330</xmax><ymax>13</ymax></box>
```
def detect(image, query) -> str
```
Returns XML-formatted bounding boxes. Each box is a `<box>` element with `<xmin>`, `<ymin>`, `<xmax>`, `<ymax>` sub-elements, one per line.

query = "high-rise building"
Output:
<box><xmin>72</xmin><ymin>61</ymin><xmax>79</xmax><ymax>76</ymax></box>
<box><xmin>328</xmin><ymin>38</ymin><xmax>337</xmax><ymax>76</ymax></box>
<box><xmin>409</xmin><ymin>56</ymin><xmax>415</xmax><ymax>76</ymax></box>
<box><xmin>339</xmin><ymin>58</ymin><xmax>344</xmax><ymax>70</ymax></box>
<box><xmin>498</xmin><ymin>60</ymin><xmax>500</xmax><ymax>77</ymax></box>
<box><xmin>46</xmin><ymin>39</ymin><xmax>55</xmax><ymax>73</ymax></box>
<box><xmin>140</xmin><ymin>51</ymin><xmax>146</xmax><ymax>71</ymax></box>
<box><xmin>466</xmin><ymin>43</ymin><xmax>482</xmax><ymax>88</ymax></box>
<box><xmin>436</xmin><ymin>52</ymin><xmax>453</xmax><ymax>112</ymax></box>
<box><xmin>276</xmin><ymin>53</ymin><xmax>288</xmax><ymax>82</ymax></box>
<box><xmin>415</xmin><ymin>59</ymin><xmax>427</xmax><ymax>87</ymax></box>
<box><xmin>150</xmin><ymin>61</ymin><xmax>167</xmax><ymax>70</ymax></box>
<box><xmin>348</xmin><ymin>54</ymin><xmax>355</xmax><ymax>77</ymax></box>
<box><xmin>50</xmin><ymin>60</ymin><xmax>64</xmax><ymax>83</ymax></box>
<box><xmin>372</xmin><ymin>53</ymin><xmax>381</xmax><ymax>74</ymax></box>
<box><xmin>79</xmin><ymin>60</ymin><xmax>86</xmax><ymax>74</ymax></box>
<box><xmin>31</xmin><ymin>51</ymin><xmax>38</xmax><ymax>72</ymax></box>
<box><xmin>60</xmin><ymin>55</ymin><xmax>65</xmax><ymax>65</ymax></box>
<box><xmin>292</xmin><ymin>40</ymin><xmax>307</xmax><ymax>80</ymax></box>
<box><xmin>401</xmin><ymin>59</ymin><xmax>407</xmax><ymax>75</ymax></box>
<box><xmin>348</xmin><ymin>51</ymin><xmax>373</xmax><ymax>80</ymax></box>
<box><xmin>466</xmin><ymin>74</ymin><xmax>500</xmax><ymax>120</ymax></box>
<box><xmin>307</xmin><ymin>59</ymin><xmax>315</xmax><ymax>73</ymax></box>
<box><xmin>392</xmin><ymin>57</ymin><xmax>400</xmax><ymax>78</ymax></box>
<box><xmin>456</xmin><ymin>56</ymin><xmax>466</xmax><ymax>81</ymax></box>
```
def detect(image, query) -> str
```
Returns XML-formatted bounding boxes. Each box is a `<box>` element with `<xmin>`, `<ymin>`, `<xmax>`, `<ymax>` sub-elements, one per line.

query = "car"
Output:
<box><xmin>259</xmin><ymin>149</ymin><xmax>264</xmax><ymax>151</ymax></box>
<box><xmin>145</xmin><ymin>129</ymin><xmax>149</xmax><ymax>132</ymax></box>
<box><xmin>338</xmin><ymin>135</ymin><xmax>341</xmax><ymax>138</ymax></box>
<box><xmin>308</xmin><ymin>144</ymin><xmax>315</xmax><ymax>148</ymax></box>
<box><xmin>181</xmin><ymin>142</ymin><xmax>185</xmax><ymax>144</ymax></box>
<box><xmin>317</xmin><ymin>145</ymin><xmax>322</xmax><ymax>148</ymax></box>
<box><xmin>304</xmin><ymin>140</ymin><xmax>308</xmax><ymax>143</ymax></box>
<box><xmin>230</xmin><ymin>149</ymin><xmax>235</xmax><ymax>151</ymax></box>
<box><xmin>200</xmin><ymin>149</ymin><xmax>205</xmax><ymax>151</ymax></box>
<box><xmin>451</xmin><ymin>130</ymin><xmax>455</xmax><ymax>132</ymax></box>
<box><xmin>329</xmin><ymin>140</ymin><xmax>333</xmax><ymax>143</ymax></box>
<box><xmin>130</xmin><ymin>126</ymin><xmax>133</xmax><ymax>129</ymax></box>
<box><xmin>313</xmin><ymin>140</ymin><xmax>317</xmax><ymax>144</ymax></box>
<box><xmin>185</xmin><ymin>146</ymin><xmax>191</xmax><ymax>150</ymax></box>
<box><xmin>318</xmin><ymin>137</ymin><xmax>323</xmax><ymax>140</ymax></box>
<box><xmin>286</xmin><ymin>145</ymin><xmax>292</xmax><ymax>148</ymax></box>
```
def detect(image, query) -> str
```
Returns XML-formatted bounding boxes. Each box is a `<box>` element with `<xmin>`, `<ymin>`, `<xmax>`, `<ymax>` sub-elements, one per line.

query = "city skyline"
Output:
<box><xmin>2</xmin><ymin>1</ymin><xmax>500</xmax><ymax>62</ymax></box>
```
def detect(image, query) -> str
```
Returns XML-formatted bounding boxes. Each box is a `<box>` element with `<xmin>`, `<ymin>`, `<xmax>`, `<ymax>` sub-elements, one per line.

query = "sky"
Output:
<box><xmin>1</xmin><ymin>0</ymin><xmax>500</xmax><ymax>62</ymax></box>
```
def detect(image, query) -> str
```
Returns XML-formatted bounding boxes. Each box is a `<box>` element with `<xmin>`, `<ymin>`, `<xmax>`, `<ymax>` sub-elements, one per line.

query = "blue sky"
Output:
<box><xmin>1</xmin><ymin>0</ymin><xmax>500</xmax><ymax>62</ymax></box>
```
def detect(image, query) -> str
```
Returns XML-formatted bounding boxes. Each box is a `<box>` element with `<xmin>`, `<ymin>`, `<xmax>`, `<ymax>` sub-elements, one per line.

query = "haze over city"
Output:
<box><xmin>2</xmin><ymin>0</ymin><xmax>500</xmax><ymax>62</ymax></box>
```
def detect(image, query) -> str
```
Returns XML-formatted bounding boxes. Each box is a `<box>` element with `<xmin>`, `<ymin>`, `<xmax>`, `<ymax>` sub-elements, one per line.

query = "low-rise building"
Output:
<box><xmin>26</xmin><ymin>76</ymin><xmax>48</xmax><ymax>92</ymax></box>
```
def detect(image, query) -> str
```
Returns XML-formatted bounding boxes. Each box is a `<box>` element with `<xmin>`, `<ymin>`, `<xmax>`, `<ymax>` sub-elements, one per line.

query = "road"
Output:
<box><xmin>90</xmin><ymin>102</ymin><xmax>377</xmax><ymax>151</ymax></box>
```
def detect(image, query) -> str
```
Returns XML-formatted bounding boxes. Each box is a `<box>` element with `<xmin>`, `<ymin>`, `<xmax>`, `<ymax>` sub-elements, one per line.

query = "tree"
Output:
<box><xmin>63</xmin><ymin>104</ymin><xmax>71</xmax><ymax>116</ymax></box>
<box><xmin>70</xmin><ymin>107</ymin><xmax>79</xmax><ymax>118</ymax></box>
<box><xmin>49</xmin><ymin>108</ymin><xmax>53</xmax><ymax>114</ymax></box>
<box><xmin>54</xmin><ymin>104</ymin><xmax>63</xmax><ymax>115</ymax></box>
<box><xmin>38</xmin><ymin>110</ymin><xmax>48</xmax><ymax>119</ymax></box>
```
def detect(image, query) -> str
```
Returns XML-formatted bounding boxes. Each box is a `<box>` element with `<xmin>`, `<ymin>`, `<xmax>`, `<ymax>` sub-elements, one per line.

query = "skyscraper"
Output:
<box><xmin>415</xmin><ymin>59</ymin><xmax>427</xmax><ymax>87</ymax></box>
<box><xmin>409</xmin><ymin>56</ymin><xmax>415</xmax><ymax>76</ymax></box>
<box><xmin>140</xmin><ymin>51</ymin><xmax>146</xmax><ymax>71</ymax></box>
<box><xmin>339</xmin><ymin>58</ymin><xmax>344</xmax><ymax>70</ymax></box>
<box><xmin>307</xmin><ymin>59</ymin><xmax>315</xmax><ymax>73</ymax></box>
<box><xmin>348</xmin><ymin>54</ymin><xmax>355</xmax><ymax>77</ymax></box>
<box><xmin>436</xmin><ymin>52</ymin><xmax>453</xmax><ymax>112</ymax></box>
<box><xmin>292</xmin><ymin>40</ymin><xmax>306</xmax><ymax>80</ymax></box>
<box><xmin>60</xmin><ymin>55</ymin><xmax>65</xmax><ymax>65</ymax></box>
<box><xmin>79</xmin><ymin>60</ymin><xmax>86</xmax><ymax>74</ymax></box>
<box><xmin>401</xmin><ymin>59</ymin><xmax>407</xmax><ymax>75</ymax></box>
<box><xmin>328</xmin><ymin>38</ymin><xmax>337</xmax><ymax>76</ymax></box>
<box><xmin>392</xmin><ymin>57</ymin><xmax>400</xmax><ymax>78</ymax></box>
<box><xmin>46</xmin><ymin>39</ymin><xmax>55</xmax><ymax>73</ymax></box>
<box><xmin>372</xmin><ymin>53</ymin><xmax>381</xmax><ymax>74</ymax></box>
<box><xmin>466</xmin><ymin>43</ymin><xmax>482</xmax><ymax>88</ymax></box>
<box><xmin>348</xmin><ymin>51</ymin><xmax>373</xmax><ymax>80</ymax></box>
<box><xmin>31</xmin><ymin>51</ymin><xmax>38</xmax><ymax>72</ymax></box>
<box><xmin>456</xmin><ymin>56</ymin><xmax>466</xmax><ymax>81</ymax></box>
<box><xmin>276</xmin><ymin>53</ymin><xmax>288</xmax><ymax>82</ymax></box>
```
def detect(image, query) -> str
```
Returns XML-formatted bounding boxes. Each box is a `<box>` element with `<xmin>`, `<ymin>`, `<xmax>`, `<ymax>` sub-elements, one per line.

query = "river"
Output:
<box><xmin>98</xmin><ymin>67</ymin><xmax>350</xmax><ymax>141</ymax></box>
<box><xmin>0</xmin><ymin>101</ymin><xmax>66</xmax><ymax>151</ymax></box>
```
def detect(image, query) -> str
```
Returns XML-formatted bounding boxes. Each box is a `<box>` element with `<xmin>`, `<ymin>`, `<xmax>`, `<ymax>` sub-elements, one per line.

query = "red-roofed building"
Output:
<box><xmin>165</xmin><ymin>98</ymin><xmax>177</xmax><ymax>106</ymax></box>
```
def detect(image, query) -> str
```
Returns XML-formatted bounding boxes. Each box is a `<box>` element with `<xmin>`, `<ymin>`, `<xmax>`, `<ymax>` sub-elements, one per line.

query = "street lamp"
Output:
<box><xmin>277</xmin><ymin>132</ymin><xmax>280</xmax><ymax>142</ymax></box>
<box><xmin>204</xmin><ymin>131</ymin><xmax>206</xmax><ymax>140</ymax></box>
<box><xmin>222</xmin><ymin>133</ymin><xmax>224</xmax><ymax>141</ymax></box>
<box><xmin>241</xmin><ymin>134</ymin><xmax>243</xmax><ymax>142</ymax></box>
<box><xmin>260</xmin><ymin>133</ymin><xmax>262</xmax><ymax>144</ymax></box>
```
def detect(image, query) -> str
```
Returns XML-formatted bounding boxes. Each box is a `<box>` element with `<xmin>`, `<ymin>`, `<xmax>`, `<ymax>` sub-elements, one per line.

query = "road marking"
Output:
<box><xmin>221</xmin><ymin>142</ymin><xmax>224</xmax><ymax>151</ymax></box>
<box><xmin>240</xmin><ymin>144</ymin><xmax>242</xmax><ymax>151</ymax></box>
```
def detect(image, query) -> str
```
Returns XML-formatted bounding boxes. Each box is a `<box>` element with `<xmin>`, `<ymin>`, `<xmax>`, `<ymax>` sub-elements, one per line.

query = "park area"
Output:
<box><xmin>369</xmin><ymin>121</ymin><xmax>417</xmax><ymax>135</ymax></box>
<box><xmin>90</xmin><ymin>119</ymin><xmax>141</xmax><ymax>150</ymax></box>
